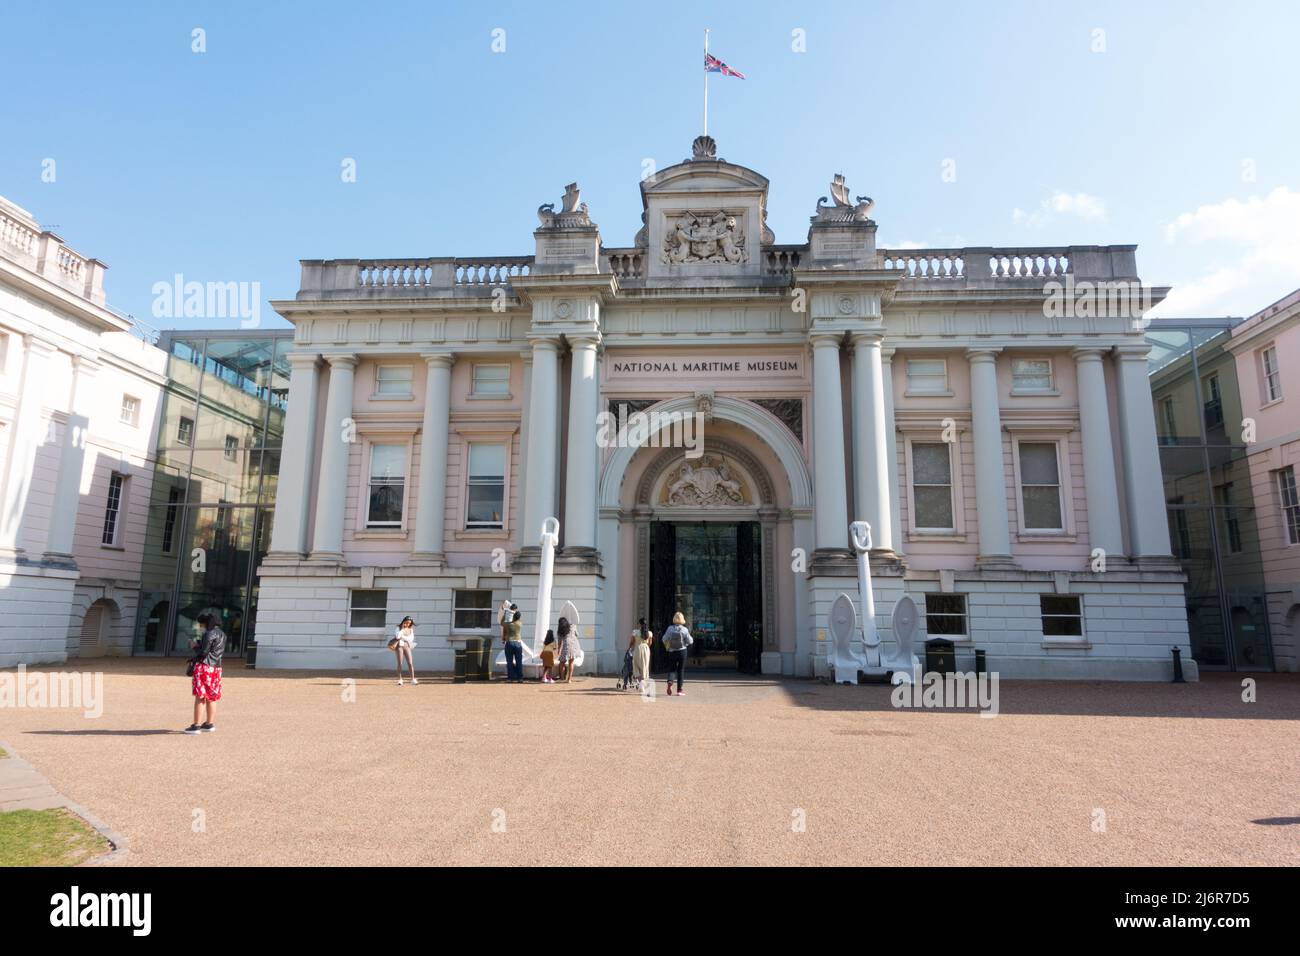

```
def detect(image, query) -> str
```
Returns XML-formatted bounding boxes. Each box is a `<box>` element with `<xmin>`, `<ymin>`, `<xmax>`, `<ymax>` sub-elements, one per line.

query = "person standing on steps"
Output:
<box><xmin>663</xmin><ymin>611</ymin><xmax>694</xmax><ymax>697</ymax></box>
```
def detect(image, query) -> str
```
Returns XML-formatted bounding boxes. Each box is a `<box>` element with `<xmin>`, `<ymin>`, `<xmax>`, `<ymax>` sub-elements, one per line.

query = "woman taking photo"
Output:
<box><xmin>389</xmin><ymin>615</ymin><xmax>418</xmax><ymax>686</ymax></box>
<box><xmin>185</xmin><ymin>613</ymin><xmax>225</xmax><ymax>734</ymax></box>
<box><xmin>662</xmin><ymin>611</ymin><xmax>694</xmax><ymax>697</ymax></box>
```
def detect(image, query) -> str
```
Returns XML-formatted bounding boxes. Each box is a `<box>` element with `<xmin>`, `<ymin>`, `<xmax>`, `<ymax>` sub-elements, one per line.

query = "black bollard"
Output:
<box><xmin>1171</xmin><ymin>646</ymin><xmax>1186</xmax><ymax>683</ymax></box>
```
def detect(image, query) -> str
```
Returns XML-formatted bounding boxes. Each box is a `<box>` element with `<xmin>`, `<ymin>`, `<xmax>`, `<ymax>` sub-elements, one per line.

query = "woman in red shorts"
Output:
<box><xmin>185</xmin><ymin>613</ymin><xmax>226</xmax><ymax>735</ymax></box>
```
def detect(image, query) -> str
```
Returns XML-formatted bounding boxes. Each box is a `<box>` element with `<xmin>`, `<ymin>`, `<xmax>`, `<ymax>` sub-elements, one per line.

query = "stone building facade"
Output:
<box><xmin>257</xmin><ymin>138</ymin><xmax>1194</xmax><ymax>680</ymax></box>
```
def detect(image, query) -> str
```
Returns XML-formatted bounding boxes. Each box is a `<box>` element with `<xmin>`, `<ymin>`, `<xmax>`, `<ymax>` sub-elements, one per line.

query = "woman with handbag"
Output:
<box><xmin>388</xmin><ymin>616</ymin><xmax>418</xmax><ymax>686</ymax></box>
<box><xmin>662</xmin><ymin>611</ymin><xmax>694</xmax><ymax>697</ymax></box>
<box><xmin>184</xmin><ymin>613</ymin><xmax>225</xmax><ymax>734</ymax></box>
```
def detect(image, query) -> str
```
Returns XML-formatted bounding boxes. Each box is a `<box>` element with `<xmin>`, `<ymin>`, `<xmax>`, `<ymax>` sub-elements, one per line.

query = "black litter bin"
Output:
<box><xmin>462</xmin><ymin>638</ymin><xmax>485</xmax><ymax>682</ymax></box>
<box><xmin>478</xmin><ymin>637</ymin><xmax>494</xmax><ymax>681</ymax></box>
<box><xmin>453</xmin><ymin>645</ymin><xmax>468</xmax><ymax>683</ymax></box>
<box><xmin>925</xmin><ymin>638</ymin><xmax>956</xmax><ymax>675</ymax></box>
<box><xmin>244</xmin><ymin>641</ymin><xmax>257</xmax><ymax>668</ymax></box>
<box><xmin>974</xmin><ymin>648</ymin><xmax>986</xmax><ymax>677</ymax></box>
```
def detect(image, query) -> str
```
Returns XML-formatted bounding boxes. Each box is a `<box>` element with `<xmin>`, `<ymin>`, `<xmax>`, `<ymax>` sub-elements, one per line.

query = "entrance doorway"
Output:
<box><xmin>649</xmin><ymin>521</ymin><xmax>762</xmax><ymax>673</ymax></box>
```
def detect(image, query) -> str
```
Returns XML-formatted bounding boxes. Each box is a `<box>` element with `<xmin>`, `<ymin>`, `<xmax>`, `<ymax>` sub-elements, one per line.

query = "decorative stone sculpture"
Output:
<box><xmin>828</xmin><ymin>592</ymin><xmax>865</xmax><ymax>685</ymax></box>
<box><xmin>663</xmin><ymin>454</ymin><xmax>745</xmax><ymax>506</ymax></box>
<box><xmin>691</xmin><ymin>135</ymin><xmax>717</xmax><ymax>160</ymax></box>
<box><xmin>661</xmin><ymin>211</ymin><xmax>746</xmax><ymax>264</ymax></box>
<box><xmin>537</xmin><ymin>183</ymin><xmax>594</xmax><ymax>229</ymax></box>
<box><xmin>885</xmin><ymin>595</ymin><xmax>920</xmax><ymax>684</ymax></box>
<box><xmin>814</xmin><ymin>173</ymin><xmax>874</xmax><ymax>222</ymax></box>
<box><xmin>849</xmin><ymin>521</ymin><xmax>881</xmax><ymax>665</ymax></box>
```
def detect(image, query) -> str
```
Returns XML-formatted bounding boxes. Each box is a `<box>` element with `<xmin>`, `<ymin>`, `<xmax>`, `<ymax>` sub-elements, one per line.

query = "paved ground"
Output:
<box><xmin>0</xmin><ymin>659</ymin><xmax>1296</xmax><ymax>866</ymax></box>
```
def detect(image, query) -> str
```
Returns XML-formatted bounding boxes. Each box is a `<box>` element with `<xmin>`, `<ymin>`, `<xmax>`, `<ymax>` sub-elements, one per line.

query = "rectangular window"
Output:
<box><xmin>1167</xmin><ymin>497</ymin><xmax>1192</xmax><ymax>559</ymax></box>
<box><xmin>177</xmin><ymin>416</ymin><xmax>194</xmax><ymax>446</ymax></box>
<box><xmin>102</xmin><ymin>473</ymin><xmax>126</xmax><ymax>545</ymax></box>
<box><xmin>453</xmin><ymin>589</ymin><xmax>493</xmax><ymax>630</ymax></box>
<box><xmin>1261</xmin><ymin>345</ymin><xmax>1282</xmax><ymax>403</ymax></box>
<box><xmin>162</xmin><ymin>486</ymin><xmax>183</xmax><ymax>553</ymax></box>
<box><xmin>1018</xmin><ymin>441</ymin><xmax>1063</xmax><ymax>530</ymax></box>
<box><xmin>910</xmin><ymin>442</ymin><xmax>954</xmax><ymax>531</ymax></box>
<box><xmin>375</xmin><ymin>364</ymin><xmax>413</xmax><ymax>397</ymax></box>
<box><xmin>1202</xmin><ymin>373</ymin><xmax>1223</xmax><ymax>429</ymax></box>
<box><xmin>1012</xmin><ymin>358</ymin><xmax>1053</xmax><ymax>391</ymax></box>
<box><xmin>120</xmin><ymin>395</ymin><xmax>140</xmax><ymax>426</ymax></box>
<box><xmin>466</xmin><ymin>443</ymin><xmax>506</xmax><ymax>529</ymax></box>
<box><xmin>223</xmin><ymin>435</ymin><xmax>239</xmax><ymax>461</ymax></box>
<box><xmin>472</xmin><ymin>364</ymin><xmax>511</xmax><ymax>396</ymax></box>
<box><xmin>367</xmin><ymin>443</ymin><xmax>407</xmax><ymax>528</ymax></box>
<box><xmin>1160</xmin><ymin>397</ymin><xmax>1177</xmax><ymax>443</ymax></box>
<box><xmin>905</xmin><ymin>358</ymin><xmax>948</xmax><ymax>394</ymax></box>
<box><xmin>349</xmin><ymin>589</ymin><xmax>388</xmax><ymax>630</ymax></box>
<box><xmin>1215</xmin><ymin>483</ymin><xmax>1242</xmax><ymax>554</ymax></box>
<box><xmin>1040</xmin><ymin>594</ymin><xmax>1083</xmax><ymax>637</ymax></box>
<box><xmin>1278</xmin><ymin>466</ymin><xmax>1300</xmax><ymax>545</ymax></box>
<box><xmin>925</xmin><ymin>594</ymin><xmax>968</xmax><ymax>637</ymax></box>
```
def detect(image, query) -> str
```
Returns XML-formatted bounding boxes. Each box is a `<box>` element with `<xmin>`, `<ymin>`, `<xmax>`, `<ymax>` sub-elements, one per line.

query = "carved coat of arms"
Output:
<box><xmin>661</xmin><ymin>211</ymin><xmax>745</xmax><ymax>264</ymax></box>
<box><xmin>663</xmin><ymin>455</ymin><xmax>747</xmax><ymax>506</ymax></box>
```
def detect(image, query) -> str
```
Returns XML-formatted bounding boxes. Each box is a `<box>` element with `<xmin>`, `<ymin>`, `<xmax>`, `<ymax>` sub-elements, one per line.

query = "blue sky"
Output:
<box><xmin>2</xmin><ymin>0</ymin><xmax>1297</xmax><ymax>330</ymax></box>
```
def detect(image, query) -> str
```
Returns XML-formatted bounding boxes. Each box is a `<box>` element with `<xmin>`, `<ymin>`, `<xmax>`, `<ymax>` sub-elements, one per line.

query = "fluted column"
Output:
<box><xmin>268</xmin><ymin>352</ymin><xmax>322</xmax><ymax>556</ymax></box>
<box><xmin>413</xmin><ymin>352</ymin><xmax>454</xmax><ymax>559</ymax></box>
<box><xmin>1072</xmin><ymin>347</ymin><xmax>1124</xmax><ymax>558</ymax></box>
<box><xmin>309</xmin><ymin>353</ymin><xmax>357</xmax><ymax>560</ymax></box>
<box><xmin>810</xmin><ymin>332</ymin><xmax>849</xmax><ymax>551</ymax></box>
<box><xmin>522</xmin><ymin>337</ymin><xmax>561</xmax><ymax>546</ymax></box>
<box><xmin>1115</xmin><ymin>344</ymin><xmax>1173</xmax><ymax>557</ymax></box>
<box><xmin>0</xmin><ymin>336</ymin><xmax>56</xmax><ymax>557</ymax></box>
<box><xmin>563</xmin><ymin>335</ymin><xmax>601</xmax><ymax>551</ymax></box>
<box><xmin>966</xmin><ymin>348</ymin><xmax>1013</xmax><ymax>564</ymax></box>
<box><xmin>44</xmin><ymin>354</ymin><xmax>102</xmax><ymax>562</ymax></box>
<box><xmin>850</xmin><ymin>332</ymin><xmax>894</xmax><ymax>553</ymax></box>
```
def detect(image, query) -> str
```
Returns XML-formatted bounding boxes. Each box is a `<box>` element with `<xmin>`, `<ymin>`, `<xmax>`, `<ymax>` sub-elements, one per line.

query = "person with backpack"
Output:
<box><xmin>662</xmin><ymin>611</ymin><xmax>694</xmax><ymax>697</ymax></box>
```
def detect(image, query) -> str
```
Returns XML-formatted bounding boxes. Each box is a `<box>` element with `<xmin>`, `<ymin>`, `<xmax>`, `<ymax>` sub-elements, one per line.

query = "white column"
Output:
<box><xmin>515</xmin><ymin>349</ymin><xmax>533</xmax><ymax>548</ymax></box>
<box><xmin>850</xmin><ymin>332</ymin><xmax>894</xmax><ymax>553</ymax></box>
<box><xmin>0</xmin><ymin>336</ymin><xmax>56</xmax><ymax>556</ymax></box>
<box><xmin>563</xmin><ymin>335</ymin><xmax>601</xmax><ymax>550</ymax></box>
<box><xmin>44</xmin><ymin>354</ymin><xmax>101</xmax><ymax>561</ymax></box>
<box><xmin>268</xmin><ymin>352</ymin><xmax>321</xmax><ymax>556</ymax></box>
<box><xmin>881</xmin><ymin>347</ymin><xmax>903</xmax><ymax>556</ymax></box>
<box><xmin>413</xmin><ymin>352</ymin><xmax>453</xmax><ymax>559</ymax></box>
<box><xmin>1115</xmin><ymin>344</ymin><xmax>1173</xmax><ymax>557</ymax></box>
<box><xmin>522</xmin><ymin>337</ymin><xmax>560</xmax><ymax>545</ymax></box>
<box><xmin>309</xmin><ymin>353</ymin><xmax>357</xmax><ymax>560</ymax></box>
<box><xmin>810</xmin><ymin>332</ymin><xmax>849</xmax><ymax>551</ymax></box>
<box><xmin>966</xmin><ymin>348</ymin><xmax>1012</xmax><ymax>562</ymax></box>
<box><xmin>1073</xmin><ymin>347</ymin><xmax>1124</xmax><ymax>558</ymax></box>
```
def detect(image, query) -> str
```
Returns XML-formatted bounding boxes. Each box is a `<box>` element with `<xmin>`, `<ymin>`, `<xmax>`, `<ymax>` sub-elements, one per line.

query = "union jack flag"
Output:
<box><xmin>704</xmin><ymin>53</ymin><xmax>745</xmax><ymax>79</ymax></box>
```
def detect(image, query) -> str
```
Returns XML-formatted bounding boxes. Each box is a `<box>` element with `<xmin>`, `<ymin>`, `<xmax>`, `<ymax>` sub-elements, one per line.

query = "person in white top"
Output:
<box><xmin>389</xmin><ymin>616</ymin><xmax>418</xmax><ymax>686</ymax></box>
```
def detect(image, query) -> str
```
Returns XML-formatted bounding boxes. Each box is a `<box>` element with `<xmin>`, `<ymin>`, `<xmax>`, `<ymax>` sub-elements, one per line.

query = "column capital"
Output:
<box><xmin>880</xmin><ymin>345</ymin><xmax>897</xmax><ymax>360</ymax></box>
<box><xmin>419</xmin><ymin>351</ymin><xmax>455</xmax><ymax>370</ymax></box>
<box><xmin>70</xmin><ymin>353</ymin><xmax>104</xmax><ymax>376</ymax></box>
<box><xmin>321</xmin><ymin>352</ymin><xmax>358</xmax><ymax>369</ymax></box>
<box><xmin>23</xmin><ymin>335</ymin><xmax>58</xmax><ymax>358</ymax></box>
<box><xmin>1113</xmin><ymin>343</ymin><xmax>1151</xmax><ymax>361</ymax></box>
<box><xmin>808</xmin><ymin>330</ymin><xmax>843</xmax><ymax>349</ymax></box>
<box><xmin>848</xmin><ymin>330</ymin><xmax>884</xmax><ymax>348</ymax></box>
<box><xmin>527</xmin><ymin>335</ymin><xmax>562</xmax><ymax>353</ymax></box>
<box><xmin>566</xmin><ymin>332</ymin><xmax>601</xmax><ymax>351</ymax></box>
<box><xmin>285</xmin><ymin>351</ymin><xmax>322</xmax><ymax>370</ymax></box>
<box><xmin>965</xmin><ymin>346</ymin><xmax>1002</xmax><ymax>363</ymax></box>
<box><xmin>1071</xmin><ymin>346</ymin><xmax>1108</xmax><ymax>363</ymax></box>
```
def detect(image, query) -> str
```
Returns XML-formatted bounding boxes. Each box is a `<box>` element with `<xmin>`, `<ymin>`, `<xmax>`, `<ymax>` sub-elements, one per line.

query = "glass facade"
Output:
<box><xmin>1146</xmin><ymin>321</ymin><xmax>1274</xmax><ymax>671</ymax></box>
<box><xmin>133</xmin><ymin>332</ymin><xmax>292</xmax><ymax>657</ymax></box>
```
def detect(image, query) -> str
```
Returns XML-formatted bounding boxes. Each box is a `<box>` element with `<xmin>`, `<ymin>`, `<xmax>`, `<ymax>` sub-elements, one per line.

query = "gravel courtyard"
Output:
<box><xmin>1</xmin><ymin>659</ymin><xmax>1296</xmax><ymax>866</ymax></box>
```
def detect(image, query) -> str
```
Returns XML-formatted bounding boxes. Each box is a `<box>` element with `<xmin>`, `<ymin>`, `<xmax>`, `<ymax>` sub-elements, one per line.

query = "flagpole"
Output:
<box><xmin>703</xmin><ymin>28</ymin><xmax>709</xmax><ymax>136</ymax></box>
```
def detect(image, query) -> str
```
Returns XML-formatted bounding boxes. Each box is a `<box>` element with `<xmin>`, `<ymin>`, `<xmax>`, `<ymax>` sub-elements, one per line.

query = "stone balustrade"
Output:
<box><xmin>879</xmin><ymin>245</ymin><xmax>1139</xmax><ymax>289</ymax></box>
<box><xmin>764</xmin><ymin>245</ymin><xmax>803</xmax><ymax>276</ymax></box>
<box><xmin>0</xmin><ymin>204</ymin><xmax>107</xmax><ymax>305</ymax></box>
<box><xmin>602</xmin><ymin>248</ymin><xmax>644</xmax><ymax>279</ymax></box>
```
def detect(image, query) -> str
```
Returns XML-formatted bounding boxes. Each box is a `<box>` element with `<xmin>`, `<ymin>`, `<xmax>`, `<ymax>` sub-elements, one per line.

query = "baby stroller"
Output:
<box><xmin>616</xmin><ymin>647</ymin><xmax>635</xmax><ymax>690</ymax></box>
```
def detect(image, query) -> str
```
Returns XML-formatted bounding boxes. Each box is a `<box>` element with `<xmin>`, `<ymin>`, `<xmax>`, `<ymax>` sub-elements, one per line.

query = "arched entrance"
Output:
<box><xmin>78</xmin><ymin>599</ymin><xmax>120</xmax><ymax>659</ymax></box>
<box><xmin>597</xmin><ymin>396</ymin><xmax>813</xmax><ymax>676</ymax></box>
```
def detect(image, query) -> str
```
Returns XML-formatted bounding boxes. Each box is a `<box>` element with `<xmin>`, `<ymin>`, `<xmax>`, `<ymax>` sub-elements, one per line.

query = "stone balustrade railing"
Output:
<box><xmin>764</xmin><ymin>245</ymin><xmax>803</xmax><ymax>276</ymax></box>
<box><xmin>0</xmin><ymin>206</ymin><xmax>107</xmax><ymax>305</ymax></box>
<box><xmin>602</xmin><ymin>248</ymin><xmax>644</xmax><ymax>279</ymax></box>
<box><xmin>879</xmin><ymin>245</ymin><xmax>1139</xmax><ymax>287</ymax></box>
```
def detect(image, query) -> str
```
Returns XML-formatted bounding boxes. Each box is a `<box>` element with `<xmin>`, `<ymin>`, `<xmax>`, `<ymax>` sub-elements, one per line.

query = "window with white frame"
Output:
<box><xmin>1040</xmin><ymin>594</ymin><xmax>1083</xmax><ymax>638</ymax></box>
<box><xmin>1278</xmin><ymin>466</ymin><xmax>1300</xmax><ymax>545</ymax></box>
<box><xmin>366</xmin><ymin>443</ymin><xmax>407</xmax><ymax>528</ymax></box>
<box><xmin>120</xmin><ymin>394</ymin><xmax>140</xmax><ymax>426</ymax></box>
<box><xmin>1260</xmin><ymin>345</ymin><xmax>1282</xmax><ymax>403</ymax></box>
<box><xmin>471</xmin><ymin>363</ymin><xmax>510</xmax><ymax>396</ymax></box>
<box><xmin>375</xmin><ymin>364</ymin><xmax>413</xmax><ymax>397</ymax></box>
<box><xmin>905</xmin><ymin>358</ymin><xmax>948</xmax><ymax>394</ymax></box>
<box><xmin>177</xmin><ymin>416</ymin><xmax>194</xmax><ymax>446</ymax></box>
<box><xmin>925</xmin><ymin>594</ymin><xmax>968</xmax><ymax>638</ymax></box>
<box><xmin>1017</xmin><ymin>441</ymin><xmax>1064</xmax><ymax>531</ymax></box>
<box><xmin>910</xmin><ymin>441</ymin><xmax>955</xmax><ymax>531</ymax></box>
<box><xmin>102</xmin><ymin>473</ymin><xmax>127</xmax><ymax>546</ymax></box>
<box><xmin>349</xmin><ymin>589</ymin><xmax>388</xmax><ymax>630</ymax></box>
<box><xmin>465</xmin><ymin>443</ymin><xmax>506</xmax><ymax>529</ymax></box>
<box><xmin>453</xmin><ymin>589</ymin><xmax>493</xmax><ymax>630</ymax></box>
<box><xmin>223</xmin><ymin>435</ymin><xmax>239</xmax><ymax>461</ymax></box>
<box><xmin>1011</xmin><ymin>358</ymin><xmax>1054</xmax><ymax>392</ymax></box>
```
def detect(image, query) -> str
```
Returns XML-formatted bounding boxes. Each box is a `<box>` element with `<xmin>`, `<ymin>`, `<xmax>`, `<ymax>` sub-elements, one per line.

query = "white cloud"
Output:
<box><xmin>1154</xmin><ymin>186</ymin><xmax>1300</xmax><ymax>316</ymax></box>
<box><xmin>1012</xmin><ymin>191</ymin><xmax>1107</xmax><ymax>228</ymax></box>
